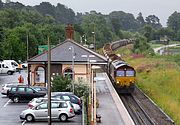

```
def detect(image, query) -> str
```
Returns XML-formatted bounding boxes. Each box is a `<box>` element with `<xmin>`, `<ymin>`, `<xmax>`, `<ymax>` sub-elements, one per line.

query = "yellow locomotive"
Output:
<box><xmin>109</xmin><ymin>59</ymin><xmax>136</xmax><ymax>93</ymax></box>
<box><xmin>103</xmin><ymin>40</ymin><xmax>136</xmax><ymax>93</ymax></box>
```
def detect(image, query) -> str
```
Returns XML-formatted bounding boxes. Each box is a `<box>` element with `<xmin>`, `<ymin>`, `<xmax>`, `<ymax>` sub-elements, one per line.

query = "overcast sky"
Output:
<box><xmin>6</xmin><ymin>0</ymin><xmax>180</xmax><ymax>27</ymax></box>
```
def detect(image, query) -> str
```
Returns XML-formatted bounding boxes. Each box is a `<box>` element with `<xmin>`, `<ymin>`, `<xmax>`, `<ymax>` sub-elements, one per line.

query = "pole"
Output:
<box><xmin>26</xmin><ymin>33</ymin><xmax>30</xmax><ymax>86</ymax></box>
<box><xmin>93</xmin><ymin>23</ymin><xmax>96</xmax><ymax>51</ymax></box>
<box><xmin>47</xmin><ymin>36</ymin><xmax>51</xmax><ymax>125</ymax></box>
<box><xmin>72</xmin><ymin>46</ymin><xmax>75</xmax><ymax>94</ymax></box>
<box><xmin>93</xmin><ymin>70</ymin><xmax>96</xmax><ymax>125</ymax></box>
<box><xmin>69</xmin><ymin>46</ymin><xmax>75</xmax><ymax>93</ymax></box>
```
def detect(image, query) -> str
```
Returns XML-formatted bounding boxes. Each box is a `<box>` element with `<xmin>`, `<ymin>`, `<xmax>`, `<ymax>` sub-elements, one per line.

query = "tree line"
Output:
<box><xmin>0</xmin><ymin>0</ymin><xmax>180</xmax><ymax>61</ymax></box>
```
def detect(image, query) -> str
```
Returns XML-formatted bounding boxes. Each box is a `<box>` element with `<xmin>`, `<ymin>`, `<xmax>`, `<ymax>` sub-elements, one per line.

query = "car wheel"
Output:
<box><xmin>7</xmin><ymin>71</ymin><xmax>12</xmax><ymax>75</ymax></box>
<box><xmin>59</xmin><ymin>114</ymin><xmax>68</xmax><ymax>122</ymax></box>
<box><xmin>13</xmin><ymin>96</ymin><xmax>19</xmax><ymax>103</ymax></box>
<box><xmin>26</xmin><ymin>114</ymin><xmax>34</xmax><ymax>122</ymax></box>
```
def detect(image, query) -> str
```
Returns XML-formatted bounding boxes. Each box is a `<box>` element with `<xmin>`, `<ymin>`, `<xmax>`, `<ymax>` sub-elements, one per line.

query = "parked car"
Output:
<box><xmin>1</xmin><ymin>82</ymin><xmax>18</xmax><ymax>95</ymax></box>
<box><xmin>28</xmin><ymin>97</ymin><xmax>61</xmax><ymax>109</ymax></box>
<box><xmin>31</xmin><ymin>86</ymin><xmax>48</xmax><ymax>94</ymax></box>
<box><xmin>20</xmin><ymin>100</ymin><xmax>75</xmax><ymax>122</ymax></box>
<box><xmin>8</xmin><ymin>85</ymin><xmax>46</xmax><ymax>103</ymax></box>
<box><xmin>21</xmin><ymin>62</ymin><xmax>28</xmax><ymax>68</ymax></box>
<box><xmin>0</xmin><ymin>61</ymin><xmax>15</xmax><ymax>75</ymax></box>
<box><xmin>2</xmin><ymin>60</ymin><xmax>19</xmax><ymax>71</ymax></box>
<box><xmin>50</xmin><ymin>92</ymin><xmax>81</xmax><ymax>113</ymax></box>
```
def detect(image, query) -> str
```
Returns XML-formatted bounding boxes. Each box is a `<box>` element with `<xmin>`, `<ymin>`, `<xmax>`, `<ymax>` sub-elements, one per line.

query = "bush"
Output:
<box><xmin>51</xmin><ymin>75</ymin><xmax>71</xmax><ymax>92</ymax></box>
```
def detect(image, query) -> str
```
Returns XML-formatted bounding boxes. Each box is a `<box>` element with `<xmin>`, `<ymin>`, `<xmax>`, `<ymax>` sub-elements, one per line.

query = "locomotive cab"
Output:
<box><xmin>111</xmin><ymin>60</ymin><xmax>136</xmax><ymax>93</ymax></box>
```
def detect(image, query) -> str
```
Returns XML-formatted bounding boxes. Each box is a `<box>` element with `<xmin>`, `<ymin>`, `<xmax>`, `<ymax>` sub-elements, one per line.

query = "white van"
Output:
<box><xmin>0</xmin><ymin>62</ymin><xmax>15</xmax><ymax>75</ymax></box>
<box><xmin>3</xmin><ymin>60</ymin><xmax>19</xmax><ymax>71</ymax></box>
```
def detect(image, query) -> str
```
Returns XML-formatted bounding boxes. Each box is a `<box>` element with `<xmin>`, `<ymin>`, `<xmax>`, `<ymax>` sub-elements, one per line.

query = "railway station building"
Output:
<box><xmin>27</xmin><ymin>25</ymin><xmax>107</xmax><ymax>86</ymax></box>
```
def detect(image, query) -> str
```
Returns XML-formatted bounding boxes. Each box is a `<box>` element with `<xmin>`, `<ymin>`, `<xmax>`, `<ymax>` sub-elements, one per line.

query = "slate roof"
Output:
<box><xmin>28</xmin><ymin>39</ymin><xmax>107</xmax><ymax>65</ymax></box>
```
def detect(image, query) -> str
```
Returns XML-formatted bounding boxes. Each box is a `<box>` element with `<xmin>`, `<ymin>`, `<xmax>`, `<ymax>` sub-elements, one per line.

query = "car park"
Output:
<box><xmin>20</xmin><ymin>100</ymin><xmax>75</xmax><ymax>122</ymax></box>
<box><xmin>8</xmin><ymin>85</ymin><xmax>46</xmax><ymax>103</ymax></box>
<box><xmin>1</xmin><ymin>82</ymin><xmax>18</xmax><ymax>95</ymax></box>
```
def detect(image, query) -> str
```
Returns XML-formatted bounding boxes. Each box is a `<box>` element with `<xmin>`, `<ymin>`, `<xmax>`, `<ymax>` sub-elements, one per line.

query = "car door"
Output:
<box><xmin>51</xmin><ymin>102</ymin><xmax>61</xmax><ymax>119</ymax></box>
<box><xmin>33</xmin><ymin>103</ymin><xmax>48</xmax><ymax>119</ymax></box>
<box><xmin>17</xmin><ymin>87</ymin><xmax>26</xmax><ymax>100</ymax></box>
<box><xmin>26</xmin><ymin>87</ymin><xmax>35</xmax><ymax>100</ymax></box>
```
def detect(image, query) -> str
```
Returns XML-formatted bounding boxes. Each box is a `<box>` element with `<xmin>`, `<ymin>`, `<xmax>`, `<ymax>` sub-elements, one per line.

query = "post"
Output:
<box><xmin>91</xmin><ymin>68</ymin><xmax>94</xmax><ymax>125</ymax></box>
<box><xmin>93</xmin><ymin>70</ymin><xmax>96</xmax><ymax>125</ymax></box>
<box><xmin>47</xmin><ymin>36</ymin><xmax>51</xmax><ymax>125</ymax></box>
<box><xmin>82</xmin><ymin>97</ymin><xmax>85</xmax><ymax>125</ymax></box>
<box><xmin>69</xmin><ymin>46</ymin><xmax>75</xmax><ymax>93</ymax></box>
<box><xmin>27</xmin><ymin>33</ymin><xmax>30</xmax><ymax>86</ymax></box>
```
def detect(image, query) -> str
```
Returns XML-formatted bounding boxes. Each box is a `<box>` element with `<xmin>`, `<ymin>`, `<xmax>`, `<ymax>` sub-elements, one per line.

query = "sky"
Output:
<box><xmin>5</xmin><ymin>0</ymin><xmax>180</xmax><ymax>27</ymax></box>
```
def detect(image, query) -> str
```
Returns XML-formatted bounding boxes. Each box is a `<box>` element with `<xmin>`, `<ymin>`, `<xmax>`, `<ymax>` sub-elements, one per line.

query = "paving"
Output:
<box><xmin>96</xmin><ymin>73</ymin><xmax>134</xmax><ymax>125</ymax></box>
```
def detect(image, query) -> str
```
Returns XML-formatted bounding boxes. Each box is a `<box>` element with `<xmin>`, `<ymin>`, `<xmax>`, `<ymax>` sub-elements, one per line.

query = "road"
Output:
<box><xmin>0</xmin><ymin>70</ymin><xmax>82</xmax><ymax>125</ymax></box>
<box><xmin>153</xmin><ymin>44</ymin><xmax>180</xmax><ymax>53</ymax></box>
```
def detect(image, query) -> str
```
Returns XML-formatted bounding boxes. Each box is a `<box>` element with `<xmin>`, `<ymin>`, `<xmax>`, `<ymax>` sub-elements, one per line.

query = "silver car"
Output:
<box><xmin>28</xmin><ymin>97</ymin><xmax>61</xmax><ymax>109</ymax></box>
<box><xmin>20</xmin><ymin>101</ymin><xmax>75</xmax><ymax>122</ymax></box>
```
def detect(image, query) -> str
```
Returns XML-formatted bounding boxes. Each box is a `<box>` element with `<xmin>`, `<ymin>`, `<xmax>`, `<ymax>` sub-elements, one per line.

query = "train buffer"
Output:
<box><xmin>96</xmin><ymin>114</ymin><xmax>101</xmax><ymax>123</ymax></box>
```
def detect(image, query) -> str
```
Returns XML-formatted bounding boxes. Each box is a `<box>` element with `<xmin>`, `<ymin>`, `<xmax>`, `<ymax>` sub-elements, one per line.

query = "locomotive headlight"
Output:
<box><xmin>117</xmin><ymin>81</ymin><xmax>119</xmax><ymax>84</ymax></box>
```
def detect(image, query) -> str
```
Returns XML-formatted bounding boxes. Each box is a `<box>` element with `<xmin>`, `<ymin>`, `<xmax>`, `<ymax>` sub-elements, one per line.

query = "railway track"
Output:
<box><xmin>119</xmin><ymin>86</ymin><xmax>175</xmax><ymax>125</ymax></box>
<box><xmin>120</xmin><ymin>94</ymin><xmax>155</xmax><ymax>125</ymax></box>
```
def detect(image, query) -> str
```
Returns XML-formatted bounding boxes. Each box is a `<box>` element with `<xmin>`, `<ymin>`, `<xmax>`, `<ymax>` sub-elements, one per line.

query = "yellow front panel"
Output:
<box><xmin>115</xmin><ymin>77</ymin><xmax>135</xmax><ymax>87</ymax></box>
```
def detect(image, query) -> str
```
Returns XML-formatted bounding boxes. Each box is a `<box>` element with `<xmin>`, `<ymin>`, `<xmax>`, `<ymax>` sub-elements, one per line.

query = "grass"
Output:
<box><xmin>131</xmin><ymin>58</ymin><xmax>180</xmax><ymax>124</ymax></box>
<box><xmin>116</xmin><ymin>45</ymin><xmax>180</xmax><ymax>125</ymax></box>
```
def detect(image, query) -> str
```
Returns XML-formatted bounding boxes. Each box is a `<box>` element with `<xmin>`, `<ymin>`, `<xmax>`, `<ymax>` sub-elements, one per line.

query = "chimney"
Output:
<box><xmin>65</xmin><ymin>24</ymin><xmax>74</xmax><ymax>40</ymax></box>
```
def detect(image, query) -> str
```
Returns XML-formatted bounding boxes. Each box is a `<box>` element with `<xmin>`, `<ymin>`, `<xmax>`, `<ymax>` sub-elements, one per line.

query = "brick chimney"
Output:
<box><xmin>65</xmin><ymin>24</ymin><xmax>74</xmax><ymax>40</ymax></box>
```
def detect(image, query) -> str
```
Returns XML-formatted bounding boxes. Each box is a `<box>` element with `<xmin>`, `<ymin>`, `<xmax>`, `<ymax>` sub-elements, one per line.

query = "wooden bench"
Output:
<box><xmin>96</xmin><ymin>114</ymin><xmax>101</xmax><ymax>123</ymax></box>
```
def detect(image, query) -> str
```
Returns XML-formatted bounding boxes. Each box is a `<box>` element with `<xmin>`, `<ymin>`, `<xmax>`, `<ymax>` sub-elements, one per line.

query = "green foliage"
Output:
<box><xmin>109</xmin><ymin>11</ymin><xmax>139</xmax><ymax>31</ymax></box>
<box><xmin>145</xmin><ymin>15</ymin><xmax>162</xmax><ymax>29</ymax></box>
<box><xmin>133</xmin><ymin>34</ymin><xmax>154</xmax><ymax>55</ymax></box>
<box><xmin>73</xmin><ymin>83</ymin><xmax>89</xmax><ymax>97</ymax></box>
<box><xmin>51</xmin><ymin>75</ymin><xmax>71</xmax><ymax>92</ymax></box>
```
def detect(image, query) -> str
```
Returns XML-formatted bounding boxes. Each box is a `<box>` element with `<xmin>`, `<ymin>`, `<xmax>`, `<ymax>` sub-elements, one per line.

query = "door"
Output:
<box><xmin>33</xmin><ymin>103</ymin><xmax>48</xmax><ymax>119</ymax></box>
<box><xmin>25</xmin><ymin>87</ymin><xmax>36</xmax><ymax>100</ymax></box>
<box><xmin>51</xmin><ymin>102</ymin><xmax>61</xmax><ymax>118</ymax></box>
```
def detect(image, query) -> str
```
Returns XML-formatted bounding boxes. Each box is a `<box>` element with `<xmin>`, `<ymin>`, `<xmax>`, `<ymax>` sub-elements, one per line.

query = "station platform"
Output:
<box><xmin>96</xmin><ymin>73</ymin><xmax>134</xmax><ymax>125</ymax></box>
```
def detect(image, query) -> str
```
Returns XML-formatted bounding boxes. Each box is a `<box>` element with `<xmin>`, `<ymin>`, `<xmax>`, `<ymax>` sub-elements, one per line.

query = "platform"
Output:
<box><xmin>96</xmin><ymin>73</ymin><xmax>134</xmax><ymax>125</ymax></box>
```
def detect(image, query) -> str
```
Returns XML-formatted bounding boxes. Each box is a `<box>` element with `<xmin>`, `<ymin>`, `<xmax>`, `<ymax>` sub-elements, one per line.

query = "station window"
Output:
<box><xmin>64</xmin><ymin>68</ymin><xmax>73</xmax><ymax>79</ymax></box>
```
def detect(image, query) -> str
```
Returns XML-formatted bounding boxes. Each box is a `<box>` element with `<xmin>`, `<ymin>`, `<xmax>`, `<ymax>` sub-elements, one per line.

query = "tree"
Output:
<box><xmin>109</xmin><ymin>11</ymin><xmax>139</xmax><ymax>31</ymax></box>
<box><xmin>34</xmin><ymin>2</ymin><xmax>55</xmax><ymax>17</ymax></box>
<box><xmin>136</xmin><ymin>12</ymin><xmax>145</xmax><ymax>27</ymax></box>
<box><xmin>145</xmin><ymin>15</ymin><xmax>162</xmax><ymax>29</ymax></box>
<box><xmin>141</xmin><ymin>25</ymin><xmax>154</xmax><ymax>41</ymax></box>
<box><xmin>167</xmin><ymin>11</ymin><xmax>180</xmax><ymax>33</ymax></box>
<box><xmin>133</xmin><ymin>34</ymin><xmax>154</xmax><ymax>55</ymax></box>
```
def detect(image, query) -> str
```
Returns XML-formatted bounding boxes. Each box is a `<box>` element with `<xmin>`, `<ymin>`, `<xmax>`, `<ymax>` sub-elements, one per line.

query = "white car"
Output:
<box><xmin>20</xmin><ymin>100</ymin><xmax>75</xmax><ymax>122</ymax></box>
<box><xmin>28</xmin><ymin>97</ymin><xmax>61</xmax><ymax>109</ymax></box>
<box><xmin>49</xmin><ymin>92</ymin><xmax>82</xmax><ymax>114</ymax></box>
<box><xmin>21</xmin><ymin>62</ymin><xmax>28</xmax><ymax>68</ymax></box>
<box><xmin>1</xmin><ymin>82</ymin><xmax>18</xmax><ymax>95</ymax></box>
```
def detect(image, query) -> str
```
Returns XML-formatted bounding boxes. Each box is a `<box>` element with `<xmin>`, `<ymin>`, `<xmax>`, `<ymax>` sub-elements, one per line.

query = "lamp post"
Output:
<box><xmin>81</xmin><ymin>55</ymin><xmax>96</xmax><ymax>124</ymax></box>
<box><xmin>69</xmin><ymin>46</ymin><xmax>75</xmax><ymax>94</ymax></box>
<box><xmin>92</xmin><ymin>32</ymin><xmax>95</xmax><ymax>51</ymax></box>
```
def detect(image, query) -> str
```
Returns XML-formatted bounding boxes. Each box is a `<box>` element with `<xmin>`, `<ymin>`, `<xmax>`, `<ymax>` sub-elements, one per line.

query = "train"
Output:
<box><xmin>103</xmin><ymin>39</ymin><xmax>136</xmax><ymax>93</ymax></box>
